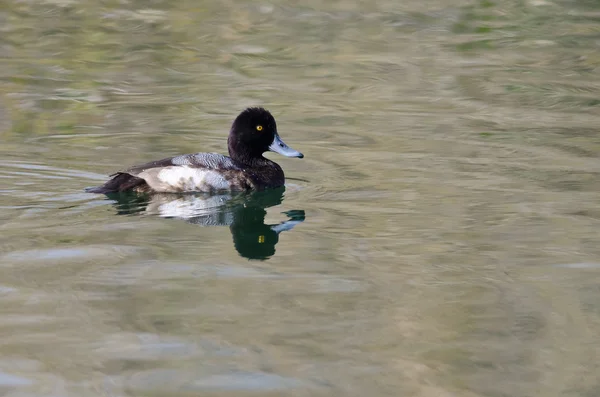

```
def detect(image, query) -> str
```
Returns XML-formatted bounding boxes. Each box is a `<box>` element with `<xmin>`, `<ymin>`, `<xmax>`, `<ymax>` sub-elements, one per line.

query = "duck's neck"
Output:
<box><xmin>228</xmin><ymin>143</ymin><xmax>284</xmax><ymax>187</ymax></box>
<box><xmin>228</xmin><ymin>137</ymin><xmax>266</xmax><ymax>167</ymax></box>
<box><xmin>232</xmin><ymin>152</ymin><xmax>271</xmax><ymax>168</ymax></box>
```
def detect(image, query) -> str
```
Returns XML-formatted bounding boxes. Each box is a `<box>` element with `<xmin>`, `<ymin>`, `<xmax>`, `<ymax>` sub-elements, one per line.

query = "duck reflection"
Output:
<box><xmin>105</xmin><ymin>187</ymin><xmax>304</xmax><ymax>260</ymax></box>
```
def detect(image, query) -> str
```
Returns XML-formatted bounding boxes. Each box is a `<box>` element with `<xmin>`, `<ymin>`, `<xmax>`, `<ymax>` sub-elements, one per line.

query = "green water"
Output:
<box><xmin>1</xmin><ymin>0</ymin><xmax>600</xmax><ymax>396</ymax></box>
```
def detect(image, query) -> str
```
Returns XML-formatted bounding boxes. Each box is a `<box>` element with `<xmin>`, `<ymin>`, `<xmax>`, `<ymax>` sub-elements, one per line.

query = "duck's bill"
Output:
<box><xmin>269</xmin><ymin>134</ymin><xmax>304</xmax><ymax>158</ymax></box>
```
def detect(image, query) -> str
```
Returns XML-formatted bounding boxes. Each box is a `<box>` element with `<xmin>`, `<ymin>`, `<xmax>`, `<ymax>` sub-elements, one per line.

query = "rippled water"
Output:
<box><xmin>1</xmin><ymin>0</ymin><xmax>600</xmax><ymax>396</ymax></box>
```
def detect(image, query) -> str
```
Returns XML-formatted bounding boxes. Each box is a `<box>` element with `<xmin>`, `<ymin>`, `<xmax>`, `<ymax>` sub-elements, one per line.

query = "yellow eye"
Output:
<box><xmin>256</xmin><ymin>125</ymin><xmax>263</xmax><ymax>131</ymax></box>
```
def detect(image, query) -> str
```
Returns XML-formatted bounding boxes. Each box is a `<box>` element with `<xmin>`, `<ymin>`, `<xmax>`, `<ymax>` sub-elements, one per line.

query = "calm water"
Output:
<box><xmin>1</xmin><ymin>0</ymin><xmax>600</xmax><ymax>396</ymax></box>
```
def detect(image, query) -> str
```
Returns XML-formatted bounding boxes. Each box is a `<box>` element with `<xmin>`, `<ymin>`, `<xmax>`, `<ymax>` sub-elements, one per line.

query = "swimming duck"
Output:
<box><xmin>87</xmin><ymin>107</ymin><xmax>303</xmax><ymax>194</ymax></box>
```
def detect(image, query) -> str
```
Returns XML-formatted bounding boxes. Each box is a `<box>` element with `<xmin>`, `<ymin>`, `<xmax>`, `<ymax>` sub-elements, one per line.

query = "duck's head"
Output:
<box><xmin>228</xmin><ymin>107</ymin><xmax>303</xmax><ymax>163</ymax></box>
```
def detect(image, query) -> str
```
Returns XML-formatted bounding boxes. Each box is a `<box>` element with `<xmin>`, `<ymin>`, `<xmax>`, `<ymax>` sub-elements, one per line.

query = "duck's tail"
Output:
<box><xmin>86</xmin><ymin>173</ymin><xmax>148</xmax><ymax>194</ymax></box>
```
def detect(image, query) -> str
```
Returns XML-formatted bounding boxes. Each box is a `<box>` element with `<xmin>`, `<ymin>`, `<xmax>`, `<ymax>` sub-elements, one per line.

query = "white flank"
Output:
<box><xmin>149</xmin><ymin>166</ymin><xmax>230</xmax><ymax>192</ymax></box>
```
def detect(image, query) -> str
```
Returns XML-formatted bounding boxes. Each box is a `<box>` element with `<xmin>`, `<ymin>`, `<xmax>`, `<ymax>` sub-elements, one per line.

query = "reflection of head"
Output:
<box><xmin>227</xmin><ymin>187</ymin><xmax>285</xmax><ymax>260</ymax></box>
<box><xmin>230</xmin><ymin>206</ymin><xmax>279</xmax><ymax>260</ymax></box>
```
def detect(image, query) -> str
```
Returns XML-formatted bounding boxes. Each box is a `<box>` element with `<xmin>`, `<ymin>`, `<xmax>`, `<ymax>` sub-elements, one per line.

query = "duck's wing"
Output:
<box><xmin>123</xmin><ymin>153</ymin><xmax>239</xmax><ymax>176</ymax></box>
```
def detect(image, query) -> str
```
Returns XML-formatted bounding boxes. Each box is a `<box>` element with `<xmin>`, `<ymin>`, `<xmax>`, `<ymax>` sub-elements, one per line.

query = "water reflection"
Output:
<box><xmin>105</xmin><ymin>187</ymin><xmax>304</xmax><ymax>260</ymax></box>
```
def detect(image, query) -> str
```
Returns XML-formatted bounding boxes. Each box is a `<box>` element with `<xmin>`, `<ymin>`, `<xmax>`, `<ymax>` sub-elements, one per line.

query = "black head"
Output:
<box><xmin>228</xmin><ymin>107</ymin><xmax>303</xmax><ymax>164</ymax></box>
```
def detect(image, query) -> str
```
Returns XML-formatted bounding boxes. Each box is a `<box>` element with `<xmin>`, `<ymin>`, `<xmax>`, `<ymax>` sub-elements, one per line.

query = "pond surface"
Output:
<box><xmin>1</xmin><ymin>0</ymin><xmax>600</xmax><ymax>396</ymax></box>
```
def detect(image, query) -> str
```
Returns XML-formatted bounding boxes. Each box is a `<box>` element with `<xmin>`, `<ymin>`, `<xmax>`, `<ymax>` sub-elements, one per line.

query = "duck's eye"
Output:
<box><xmin>256</xmin><ymin>125</ymin><xmax>263</xmax><ymax>131</ymax></box>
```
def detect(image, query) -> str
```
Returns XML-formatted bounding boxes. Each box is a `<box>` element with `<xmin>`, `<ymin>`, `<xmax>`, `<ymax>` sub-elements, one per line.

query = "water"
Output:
<box><xmin>1</xmin><ymin>0</ymin><xmax>600</xmax><ymax>396</ymax></box>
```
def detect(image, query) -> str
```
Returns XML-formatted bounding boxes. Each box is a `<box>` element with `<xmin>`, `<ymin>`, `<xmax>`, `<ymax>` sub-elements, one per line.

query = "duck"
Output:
<box><xmin>86</xmin><ymin>107</ymin><xmax>304</xmax><ymax>194</ymax></box>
